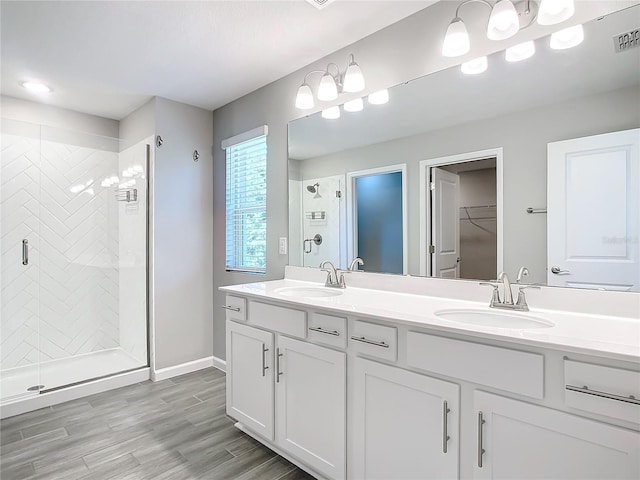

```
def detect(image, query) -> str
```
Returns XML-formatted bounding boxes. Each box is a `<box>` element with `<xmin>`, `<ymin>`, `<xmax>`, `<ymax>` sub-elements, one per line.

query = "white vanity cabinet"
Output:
<box><xmin>473</xmin><ymin>391</ymin><xmax>640</xmax><ymax>479</ymax></box>
<box><xmin>351</xmin><ymin>357</ymin><xmax>460</xmax><ymax>479</ymax></box>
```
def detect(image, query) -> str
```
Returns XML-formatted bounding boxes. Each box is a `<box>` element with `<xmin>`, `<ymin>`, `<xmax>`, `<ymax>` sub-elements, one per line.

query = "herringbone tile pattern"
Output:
<box><xmin>0</xmin><ymin>368</ymin><xmax>315</xmax><ymax>480</ymax></box>
<box><xmin>1</xmin><ymin>131</ymin><xmax>121</xmax><ymax>370</ymax></box>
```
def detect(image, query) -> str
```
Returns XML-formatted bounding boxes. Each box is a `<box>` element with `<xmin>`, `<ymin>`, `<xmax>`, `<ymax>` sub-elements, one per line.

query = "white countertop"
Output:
<box><xmin>221</xmin><ymin>278</ymin><xmax>640</xmax><ymax>363</ymax></box>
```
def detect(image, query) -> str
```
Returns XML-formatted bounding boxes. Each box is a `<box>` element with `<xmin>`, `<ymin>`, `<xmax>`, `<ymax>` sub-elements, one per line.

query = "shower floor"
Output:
<box><xmin>0</xmin><ymin>348</ymin><xmax>144</xmax><ymax>402</ymax></box>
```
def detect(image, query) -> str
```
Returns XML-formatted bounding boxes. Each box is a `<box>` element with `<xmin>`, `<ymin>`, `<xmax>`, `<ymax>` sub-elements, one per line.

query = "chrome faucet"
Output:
<box><xmin>320</xmin><ymin>260</ymin><xmax>345</xmax><ymax>288</ymax></box>
<box><xmin>480</xmin><ymin>269</ymin><xmax>538</xmax><ymax>311</ymax></box>
<box><xmin>348</xmin><ymin>257</ymin><xmax>364</xmax><ymax>271</ymax></box>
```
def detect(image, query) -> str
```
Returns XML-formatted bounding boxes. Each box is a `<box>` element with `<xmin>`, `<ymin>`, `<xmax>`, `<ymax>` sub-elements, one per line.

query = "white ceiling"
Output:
<box><xmin>0</xmin><ymin>0</ymin><xmax>435</xmax><ymax>120</ymax></box>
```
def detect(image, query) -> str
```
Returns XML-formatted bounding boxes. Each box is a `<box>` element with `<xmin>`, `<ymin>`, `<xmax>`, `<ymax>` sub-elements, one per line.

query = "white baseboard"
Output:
<box><xmin>152</xmin><ymin>356</ymin><xmax>215</xmax><ymax>382</ymax></box>
<box><xmin>212</xmin><ymin>355</ymin><xmax>226</xmax><ymax>373</ymax></box>
<box><xmin>1</xmin><ymin>367</ymin><xmax>150</xmax><ymax>419</ymax></box>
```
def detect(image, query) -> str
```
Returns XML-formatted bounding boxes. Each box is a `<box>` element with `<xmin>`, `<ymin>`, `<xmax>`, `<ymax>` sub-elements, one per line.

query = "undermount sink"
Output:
<box><xmin>275</xmin><ymin>286</ymin><xmax>344</xmax><ymax>298</ymax></box>
<box><xmin>435</xmin><ymin>309</ymin><xmax>554</xmax><ymax>329</ymax></box>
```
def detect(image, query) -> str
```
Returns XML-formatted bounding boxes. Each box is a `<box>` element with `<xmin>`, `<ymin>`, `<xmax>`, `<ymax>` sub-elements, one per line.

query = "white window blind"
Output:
<box><xmin>224</xmin><ymin>127</ymin><xmax>267</xmax><ymax>273</ymax></box>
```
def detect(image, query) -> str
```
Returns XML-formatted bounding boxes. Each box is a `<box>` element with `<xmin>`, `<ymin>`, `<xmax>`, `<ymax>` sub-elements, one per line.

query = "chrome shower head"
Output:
<box><xmin>306</xmin><ymin>183</ymin><xmax>319</xmax><ymax>193</ymax></box>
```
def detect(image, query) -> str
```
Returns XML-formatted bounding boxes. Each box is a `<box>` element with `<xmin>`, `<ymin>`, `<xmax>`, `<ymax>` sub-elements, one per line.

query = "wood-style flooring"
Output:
<box><xmin>0</xmin><ymin>368</ymin><xmax>314</xmax><ymax>480</ymax></box>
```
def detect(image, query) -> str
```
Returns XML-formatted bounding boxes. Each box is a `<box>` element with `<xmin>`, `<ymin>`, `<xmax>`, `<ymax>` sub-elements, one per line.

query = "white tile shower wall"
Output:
<box><xmin>117</xmin><ymin>138</ymin><xmax>149</xmax><ymax>364</ymax></box>
<box><xmin>1</xmin><ymin>127</ymin><xmax>121</xmax><ymax>370</ymax></box>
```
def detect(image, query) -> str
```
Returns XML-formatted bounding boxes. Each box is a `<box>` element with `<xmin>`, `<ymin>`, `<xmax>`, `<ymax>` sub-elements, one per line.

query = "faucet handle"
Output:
<box><xmin>479</xmin><ymin>282</ymin><xmax>501</xmax><ymax>306</ymax></box>
<box><xmin>515</xmin><ymin>284</ymin><xmax>541</xmax><ymax>309</ymax></box>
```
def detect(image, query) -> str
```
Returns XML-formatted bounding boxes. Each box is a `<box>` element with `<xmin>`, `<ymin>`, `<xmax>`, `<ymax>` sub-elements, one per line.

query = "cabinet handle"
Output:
<box><xmin>276</xmin><ymin>348</ymin><xmax>283</xmax><ymax>383</ymax></box>
<box><xmin>350</xmin><ymin>336</ymin><xmax>390</xmax><ymax>348</ymax></box>
<box><xmin>309</xmin><ymin>326</ymin><xmax>340</xmax><ymax>336</ymax></box>
<box><xmin>22</xmin><ymin>239</ymin><xmax>29</xmax><ymax>266</ymax></box>
<box><xmin>222</xmin><ymin>305</ymin><xmax>241</xmax><ymax>312</ymax></box>
<box><xmin>477</xmin><ymin>411</ymin><xmax>486</xmax><ymax>468</ymax></box>
<box><xmin>442</xmin><ymin>400</ymin><xmax>451</xmax><ymax>454</ymax></box>
<box><xmin>566</xmin><ymin>384</ymin><xmax>640</xmax><ymax>405</ymax></box>
<box><xmin>261</xmin><ymin>344</ymin><xmax>269</xmax><ymax>377</ymax></box>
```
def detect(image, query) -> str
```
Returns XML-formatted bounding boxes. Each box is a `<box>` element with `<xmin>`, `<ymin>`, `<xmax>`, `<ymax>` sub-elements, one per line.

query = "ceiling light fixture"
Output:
<box><xmin>295</xmin><ymin>54</ymin><xmax>365</xmax><ymax>110</ymax></box>
<box><xmin>461</xmin><ymin>56</ymin><xmax>488</xmax><ymax>74</ymax></box>
<box><xmin>537</xmin><ymin>0</ymin><xmax>574</xmax><ymax>25</ymax></box>
<box><xmin>368</xmin><ymin>89</ymin><xmax>389</xmax><ymax>105</ymax></box>
<box><xmin>549</xmin><ymin>23</ymin><xmax>584</xmax><ymax>50</ymax></box>
<box><xmin>21</xmin><ymin>81</ymin><xmax>52</xmax><ymax>93</ymax></box>
<box><xmin>505</xmin><ymin>40</ymin><xmax>536</xmax><ymax>61</ymax></box>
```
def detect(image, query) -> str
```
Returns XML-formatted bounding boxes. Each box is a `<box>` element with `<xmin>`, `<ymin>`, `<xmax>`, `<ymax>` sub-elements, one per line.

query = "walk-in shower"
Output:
<box><xmin>0</xmin><ymin>119</ymin><xmax>149</xmax><ymax>407</ymax></box>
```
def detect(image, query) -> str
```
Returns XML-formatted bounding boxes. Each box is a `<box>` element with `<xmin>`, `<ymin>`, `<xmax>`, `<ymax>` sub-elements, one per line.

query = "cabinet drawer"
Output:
<box><xmin>308</xmin><ymin>312</ymin><xmax>347</xmax><ymax>349</ymax></box>
<box><xmin>564</xmin><ymin>360</ymin><xmax>640</xmax><ymax>424</ymax></box>
<box><xmin>249</xmin><ymin>301</ymin><xmax>307</xmax><ymax>339</ymax></box>
<box><xmin>350</xmin><ymin>320</ymin><xmax>397</xmax><ymax>362</ymax></box>
<box><xmin>407</xmin><ymin>332</ymin><xmax>543</xmax><ymax>399</ymax></box>
<box><xmin>224</xmin><ymin>295</ymin><xmax>246</xmax><ymax>322</ymax></box>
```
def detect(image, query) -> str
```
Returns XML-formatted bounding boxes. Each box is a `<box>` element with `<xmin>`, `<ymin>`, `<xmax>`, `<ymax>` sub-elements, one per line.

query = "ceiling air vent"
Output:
<box><xmin>613</xmin><ymin>28</ymin><xmax>639</xmax><ymax>53</ymax></box>
<box><xmin>304</xmin><ymin>0</ymin><xmax>337</xmax><ymax>10</ymax></box>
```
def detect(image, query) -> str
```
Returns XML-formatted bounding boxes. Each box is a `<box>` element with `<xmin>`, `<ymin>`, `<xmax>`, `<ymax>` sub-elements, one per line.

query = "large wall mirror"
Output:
<box><xmin>288</xmin><ymin>5</ymin><xmax>640</xmax><ymax>292</ymax></box>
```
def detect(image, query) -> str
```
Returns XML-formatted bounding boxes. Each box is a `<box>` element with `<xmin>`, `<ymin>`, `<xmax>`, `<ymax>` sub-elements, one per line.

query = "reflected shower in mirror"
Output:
<box><xmin>288</xmin><ymin>5</ymin><xmax>640</xmax><ymax>291</ymax></box>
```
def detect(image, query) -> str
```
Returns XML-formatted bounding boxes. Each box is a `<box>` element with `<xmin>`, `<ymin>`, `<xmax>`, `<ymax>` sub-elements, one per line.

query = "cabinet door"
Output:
<box><xmin>276</xmin><ymin>335</ymin><xmax>346</xmax><ymax>480</ymax></box>
<box><xmin>226</xmin><ymin>320</ymin><xmax>274</xmax><ymax>440</ymax></box>
<box><xmin>352</xmin><ymin>357</ymin><xmax>460</xmax><ymax>480</ymax></box>
<box><xmin>474</xmin><ymin>391</ymin><xmax>640</xmax><ymax>479</ymax></box>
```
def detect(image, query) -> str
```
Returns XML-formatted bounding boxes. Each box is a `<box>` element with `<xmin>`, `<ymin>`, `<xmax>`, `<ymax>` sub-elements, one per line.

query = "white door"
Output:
<box><xmin>474</xmin><ymin>391</ymin><xmax>640</xmax><ymax>479</ymax></box>
<box><xmin>276</xmin><ymin>335</ymin><xmax>346</xmax><ymax>480</ymax></box>
<box><xmin>351</xmin><ymin>357</ymin><xmax>460</xmax><ymax>480</ymax></box>
<box><xmin>226</xmin><ymin>321</ymin><xmax>274</xmax><ymax>440</ymax></box>
<box><xmin>431</xmin><ymin>167</ymin><xmax>460</xmax><ymax>278</ymax></box>
<box><xmin>547</xmin><ymin>129</ymin><xmax>640</xmax><ymax>291</ymax></box>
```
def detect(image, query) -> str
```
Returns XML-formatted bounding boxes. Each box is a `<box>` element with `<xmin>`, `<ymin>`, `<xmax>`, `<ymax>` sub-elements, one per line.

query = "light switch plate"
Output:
<box><xmin>279</xmin><ymin>237</ymin><xmax>288</xmax><ymax>255</ymax></box>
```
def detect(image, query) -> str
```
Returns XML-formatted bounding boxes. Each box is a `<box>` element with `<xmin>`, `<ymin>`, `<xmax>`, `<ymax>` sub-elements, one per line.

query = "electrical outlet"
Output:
<box><xmin>279</xmin><ymin>237</ymin><xmax>288</xmax><ymax>255</ymax></box>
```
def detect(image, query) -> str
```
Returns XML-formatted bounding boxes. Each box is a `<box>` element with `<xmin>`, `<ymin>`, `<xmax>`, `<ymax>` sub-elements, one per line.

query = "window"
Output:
<box><xmin>223</xmin><ymin>126</ymin><xmax>268</xmax><ymax>273</ymax></box>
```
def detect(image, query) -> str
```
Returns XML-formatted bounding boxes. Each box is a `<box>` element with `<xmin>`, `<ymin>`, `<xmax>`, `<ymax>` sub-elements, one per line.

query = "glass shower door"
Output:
<box><xmin>1</xmin><ymin>119</ymin><xmax>42</xmax><ymax>401</ymax></box>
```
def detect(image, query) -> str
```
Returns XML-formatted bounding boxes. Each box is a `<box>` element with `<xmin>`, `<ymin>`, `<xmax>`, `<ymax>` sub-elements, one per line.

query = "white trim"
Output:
<box><xmin>212</xmin><ymin>355</ymin><xmax>227</xmax><ymax>373</ymax></box>
<box><xmin>419</xmin><ymin>147</ymin><xmax>504</xmax><ymax>277</ymax></box>
<box><xmin>151</xmin><ymin>356</ymin><xmax>214</xmax><ymax>382</ymax></box>
<box><xmin>345</xmin><ymin>164</ymin><xmax>408</xmax><ymax>275</ymax></box>
<box><xmin>1</xmin><ymin>368</ymin><xmax>150</xmax><ymax>419</ymax></box>
<box><xmin>221</xmin><ymin>125</ymin><xmax>268</xmax><ymax>150</ymax></box>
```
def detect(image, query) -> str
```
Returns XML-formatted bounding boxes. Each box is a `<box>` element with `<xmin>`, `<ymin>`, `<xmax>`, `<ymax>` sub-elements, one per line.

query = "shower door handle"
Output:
<box><xmin>22</xmin><ymin>239</ymin><xmax>29</xmax><ymax>265</ymax></box>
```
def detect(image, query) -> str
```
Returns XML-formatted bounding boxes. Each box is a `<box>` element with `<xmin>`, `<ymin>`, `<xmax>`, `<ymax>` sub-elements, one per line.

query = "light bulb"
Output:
<box><xmin>442</xmin><ymin>17</ymin><xmax>470</xmax><ymax>57</ymax></box>
<box><xmin>368</xmin><ymin>89</ymin><xmax>389</xmax><ymax>105</ymax></box>
<box><xmin>487</xmin><ymin>0</ymin><xmax>520</xmax><ymax>41</ymax></box>
<box><xmin>538</xmin><ymin>0</ymin><xmax>575</xmax><ymax>25</ymax></box>
<box><xmin>343</xmin><ymin>57</ymin><xmax>365</xmax><ymax>93</ymax></box>
<box><xmin>295</xmin><ymin>83</ymin><xmax>314</xmax><ymax>109</ymax></box>
<box><xmin>461</xmin><ymin>56</ymin><xmax>488</xmax><ymax>75</ymax></box>
<box><xmin>321</xmin><ymin>106</ymin><xmax>340</xmax><ymax>120</ymax></box>
<box><xmin>505</xmin><ymin>40</ymin><xmax>536</xmax><ymax>62</ymax></box>
<box><xmin>550</xmin><ymin>24</ymin><xmax>584</xmax><ymax>50</ymax></box>
<box><xmin>344</xmin><ymin>98</ymin><xmax>364</xmax><ymax>112</ymax></box>
<box><xmin>21</xmin><ymin>81</ymin><xmax>52</xmax><ymax>93</ymax></box>
<box><xmin>317</xmin><ymin>72</ymin><xmax>338</xmax><ymax>101</ymax></box>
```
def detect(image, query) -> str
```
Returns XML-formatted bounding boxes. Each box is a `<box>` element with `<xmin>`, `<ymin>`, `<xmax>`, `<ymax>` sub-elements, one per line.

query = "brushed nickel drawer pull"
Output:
<box><xmin>443</xmin><ymin>400</ymin><xmax>451</xmax><ymax>454</ymax></box>
<box><xmin>276</xmin><ymin>348</ymin><xmax>283</xmax><ymax>383</ymax></box>
<box><xmin>222</xmin><ymin>305</ymin><xmax>241</xmax><ymax>312</ymax></box>
<box><xmin>22</xmin><ymin>239</ymin><xmax>29</xmax><ymax>266</ymax></box>
<box><xmin>350</xmin><ymin>336</ymin><xmax>390</xmax><ymax>348</ymax></box>
<box><xmin>477</xmin><ymin>411</ymin><xmax>486</xmax><ymax>468</ymax></box>
<box><xmin>261</xmin><ymin>344</ymin><xmax>269</xmax><ymax>377</ymax></box>
<box><xmin>566</xmin><ymin>384</ymin><xmax>640</xmax><ymax>405</ymax></box>
<box><xmin>309</xmin><ymin>326</ymin><xmax>340</xmax><ymax>336</ymax></box>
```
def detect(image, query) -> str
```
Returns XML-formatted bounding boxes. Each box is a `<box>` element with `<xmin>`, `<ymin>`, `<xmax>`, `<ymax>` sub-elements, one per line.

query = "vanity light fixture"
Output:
<box><xmin>550</xmin><ymin>24</ymin><xmax>584</xmax><ymax>50</ymax></box>
<box><xmin>20</xmin><ymin>81</ymin><xmax>52</xmax><ymax>93</ymax></box>
<box><xmin>295</xmin><ymin>53</ymin><xmax>365</xmax><ymax>110</ymax></box>
<box><xmin>461</xmin><ymin>56</ymin><xmax>488</xmax><ymax>74</ymax></box>
<box><xmin>321</xmin><ymin>105</ymin><xmax>341</xmax><ymax>120</ymax></box>
<box><xmin>368</xmin><ymin>89</ymin><xmax>389</xmax><ymax>105</ymax></box>
<box><xmin>537</xmin><ymin>0</ymin><xmax>574</xmax><ymax>26</ymax></box>
<box><xmin>344</xmin><ymin>98</ymin><xmax>364</xmax><ymax>112</ymax></box>
<box><xmin>505</xmin><ymin>40</ymin><xmax>536</xmax><ymax>62</ymax></box>
<box><xmin>487</xmin><ymin>0</ymin><xmax>520</xmax><ymax>40</ymax></box>
<box><xmin>442</xmin><ymin>17</ymin><xmax>471</xmax><ymax>57</ymax></box>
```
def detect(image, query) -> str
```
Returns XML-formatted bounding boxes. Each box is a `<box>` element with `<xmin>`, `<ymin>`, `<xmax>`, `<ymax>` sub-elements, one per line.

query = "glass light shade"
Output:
<box><xmin>343</xmin><ymin>62</ymin><xmax>365</xmax><ymax>93</ymax></box>
<box><xmin>550</xmin><ymin>24</ymin><xmax>584</xmax><ymax>50</ymax></box>
<box><xmin>461</xmin><ymin>56</ymin><xmax>488</xmax><ymax>75</ymax></box>
<box><xmin>295</xmin><ymin>83</ymin><xmax>314</xmax><ymax>109</ymax></box>
<box><xmin>21</xmin><ymin>81</ymin><xmax>52</xmax><ymax>93</ymax></box>
<box><xmin>317</xmin><ymin>73</ymin><xmax>338</xmax><ymax>101</ymax></box>
<box><xmin>487</xmin><ymin>0</ymin><xmax>520</xmax><ymax>41</ymax></box>
<box><xmin>538</xmin><ymin>0</ymin><xmax>575</xmax><ymax>25</ymax></box>
<box><xmin>344</xmin><ymin>98</ymin><xmax>364</xmax><ymax>112</ymax></box>
<box><xmin>368</xmin><ymin>89</ymin><xmax>389</xmax><ymax>105</ymax></box>
<box><xmin>321</xmin><ymin>106</ymin><xmax>341</xmax><ymax>120</ymax></box>
<box><xmin>505</xmin><ymin>40</ymin><xmax>536</xmax><ymax>62</ymax></box>
<box><xmin>442</xmin><ymin>17</ymin><xmax>470</xmax><ymax>57</ymax></box>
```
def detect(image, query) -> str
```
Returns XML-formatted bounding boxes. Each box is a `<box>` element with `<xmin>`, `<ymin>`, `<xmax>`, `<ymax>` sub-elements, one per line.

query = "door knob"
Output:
<box><xmin>550</xmin><ymin>266</ymin><xmax>570</xmax><ymax>275</ymax></box>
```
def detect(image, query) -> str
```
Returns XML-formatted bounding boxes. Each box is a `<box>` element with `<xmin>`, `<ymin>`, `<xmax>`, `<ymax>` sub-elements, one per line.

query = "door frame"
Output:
<box><xmin>346</xmin><ymin>164</ymin><xmax>408</xmax><ymax>275</ymax></box>
<box><xmin>419</xmin><ymin>148</ymin><xmax>504</xmax><ymax>277</ymax></box>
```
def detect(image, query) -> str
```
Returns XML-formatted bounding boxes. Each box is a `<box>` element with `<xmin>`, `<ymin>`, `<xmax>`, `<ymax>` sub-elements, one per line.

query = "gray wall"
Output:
<box><xmin>211</xmin><ymin>1</ymin><xmax>634</xmax><ymax>360</ymax></box>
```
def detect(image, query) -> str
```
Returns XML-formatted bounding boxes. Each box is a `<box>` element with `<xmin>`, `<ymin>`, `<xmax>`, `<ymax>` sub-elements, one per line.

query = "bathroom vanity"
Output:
<box><xmin>221</xmin><ymin>269</ymin><xmax>640</xmax><ymax>480</ymax></box>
